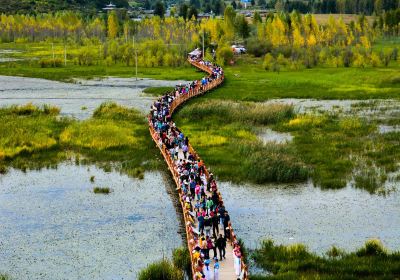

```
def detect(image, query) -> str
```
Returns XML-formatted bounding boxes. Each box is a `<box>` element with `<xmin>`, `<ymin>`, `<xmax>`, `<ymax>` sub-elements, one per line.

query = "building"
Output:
<box><xmin>103</xmin><ymin>2</ymin><xmax>116</xmax><ymax>11</ymax></box>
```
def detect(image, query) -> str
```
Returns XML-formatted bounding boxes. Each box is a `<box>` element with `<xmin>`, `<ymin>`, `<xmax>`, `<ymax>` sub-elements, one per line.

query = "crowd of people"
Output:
<box><xmin>149</xmin><ymin>54</ymin><xmax>245</xmax><ymax>280</ymax></box>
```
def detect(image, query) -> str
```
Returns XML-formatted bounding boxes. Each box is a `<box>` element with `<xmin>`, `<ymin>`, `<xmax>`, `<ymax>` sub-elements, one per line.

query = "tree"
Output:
<box><xmin>154</xmin><ymin>1</ymin><xmax>165</xmax><ymax>19</ymax></box>
<box><xmin>235</xmin><ymin>14</ymin><xmax>250</xmax><ymax>38</ymax></box>
<box><xmin>107</xmin><ymin>11</ymin><xmax>118</xmax><ymax>39</ymax></box>
<box><xmin>254</xmin><ymin>11</ymin><xmax>262</xmax><ymax>23</ymax></box>
<box><xmin>258</xmin><ymin>0</ymin><xmax>267</xmax><ymax>8</ymax></box>
<box><xmin>251</xmin><ymin>0</ymin><xmax>256</xmax><ymax>6</ymax></box>
<box><xmin>275</xmin><ymin>0</ymin><xmax>285</xmax><ymax>11</ymax></box>
<box><xmin>143</xmin><ymin>0</ymin><xmax>151</xmax><ymax>10</ymax></box>
<box><xmin>188</xmin><ymin>6</ymin><xmax>198</xmax><ymax>20</ymax></box>
<box><xmin>231</xmin><ymin>1</ymin><xmax>237</xmax><ymax>9</ymax></box>
<box><xmin>179</xmin><ymin>3</ymin><xmax>189</xmax><ymax>20</ymax></box>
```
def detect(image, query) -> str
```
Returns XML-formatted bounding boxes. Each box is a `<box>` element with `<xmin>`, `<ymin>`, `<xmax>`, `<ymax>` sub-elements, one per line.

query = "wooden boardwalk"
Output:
<box><xmin>149</xmin><ymin>58</ymin><xmax>248</xmax><ymax>280</ymax></box>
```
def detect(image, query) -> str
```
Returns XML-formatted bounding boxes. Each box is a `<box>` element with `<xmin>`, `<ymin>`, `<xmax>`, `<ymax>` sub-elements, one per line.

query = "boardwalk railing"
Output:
<box><xmin>148</xmin><ymin>58</ymin><xmax>249</xmax><ymax>280</ymax></box>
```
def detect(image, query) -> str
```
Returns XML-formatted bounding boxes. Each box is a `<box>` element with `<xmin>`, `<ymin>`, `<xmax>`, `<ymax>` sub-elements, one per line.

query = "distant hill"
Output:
<box><xmin>0</xmin><ymin>0</ymin><xmax>130</xmax><ymax>14</ymax></box>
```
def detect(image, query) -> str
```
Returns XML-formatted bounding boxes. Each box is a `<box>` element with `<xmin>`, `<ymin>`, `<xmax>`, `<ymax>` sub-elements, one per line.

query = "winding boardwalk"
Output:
<box><xmin>148</xmin><ymin>58</ymin><xmax>248</xmax><ymax>280</ymax></box>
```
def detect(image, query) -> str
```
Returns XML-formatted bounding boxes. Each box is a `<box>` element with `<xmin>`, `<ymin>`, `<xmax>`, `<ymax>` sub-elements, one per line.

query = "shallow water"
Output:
<box><xmin>220</xmin><ymin>181</ymin><xmax>400</xmax><ymax>253</ymax></box>
<box><xmin>379</xmin><ymin>124</ymin><xmax>400</xmax><ymax>134</ymax></box>
<box><xmin>0</xmin><ymin>50</ymin><xmax>23</xmax><ymax>62</ymax></box>
<box><xmin>264</xmin><ymin>98</ymin><xmax>400</xmax><ymax>121</ymax></box>
<box><xmin>0</xmin><ymin>75</ymin><xmax>187</xmax><ymax>119</ymax></box>
<box><xmin>258</xmin><ymin>128</ymin><xmax>293</xmax><ymax>144</ymax></box>
<box><xmin>0</xmin><ymin>164</ymin><xmax>182</xmax><ymax>280</ymax></box>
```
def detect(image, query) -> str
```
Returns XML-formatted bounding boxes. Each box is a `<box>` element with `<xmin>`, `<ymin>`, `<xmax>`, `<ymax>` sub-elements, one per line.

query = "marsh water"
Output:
<box><xmin>1</xmin><ymin>75</ymin><xmax>400</xmax><ymax>278</ymax></box>
<box><xmin>0</xmin><ymin>164</ymin><xmax>182</xmax><ymax>280</ymax></box>
<box><xmin>0</xmin><ymin>75</ymin><xmax>187</xmax><ymax>119</ymax></box>
<box><xmin>220</xmin><ymin>181</ymin><xmax>400</xmax><ymax>253</ymax></box>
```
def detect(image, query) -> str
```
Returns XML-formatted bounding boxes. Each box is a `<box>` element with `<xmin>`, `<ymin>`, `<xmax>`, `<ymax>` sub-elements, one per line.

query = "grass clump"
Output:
<box><xmin>172</xmin><ymin>247</ymin><xmax>192</xmax><ymax>278</ymax></box>
<box><xmin>143</xmin><ymin>86</ymin><xmax>174</xmax><ymax>96</ymax></box>
<box><xmin>252</xmin><ymin>239</ymin><xmax>400</xmax><ymax>279</ymax></box>
<box><xmin>0</xmin><ymin>104</ymin><xmax>67</xmax><ymax>160</ymax></box>
<box><xmin>90</xmin><ymin>175</ymin><xmax>95</xmax><ymax>182</ymax></box>
<box><xmin>0</xmin><ymin>274</ymin><xmax>10</xmax><ymax>280</ymax></box>
<box><xmin>93</xmin><ymin>187</ymin><xmax>110</xmax><ymax>194</ymax></box>
<box><xmin>138</xmin><ymin>259</ymin><xmax>183</xmax><ymax>280</ymax></box>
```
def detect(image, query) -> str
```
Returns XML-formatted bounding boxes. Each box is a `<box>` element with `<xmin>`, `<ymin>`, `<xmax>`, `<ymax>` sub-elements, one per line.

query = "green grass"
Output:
<box><xmin>208</xmin><ymin>55</ymin><xmax>400</xmax><ymax>101</ymax></box>
<box><xmin>251</xmin><ymin>239</ymin><xmax>400</xmax><ymax>280</ymax></box>
<box><xmin>0</xmin><ymin>42</ymin><xmax>202</xmax><ymax>82</ymax></box>
<box><xmin>93</xmin><ymin>187</ymin><xmax>110</xmax><ymax>194</ymax></box>
<box><xmin>275</xmin><ymin>114</ymin><xmax>400</xmax><ymax>192</ymax></box>
<box><xmin>175</xmin><ymin>99</ymin><xmax>400</xmax><ymax>192</ymax></box>
<box><xmin>143</xmin><ymin>86</ymin><xmax>175</xmax><ymax>96</ymax></box>
<box><xmin>137</xmin><ymin>259</ymin><xmax>183</xmax><ymax>280</ymax></box>
<box><xmin>175</xmin><ymin>100</ymin><xmax>309</xmax><ymax>184</ymax></box>
<box><xmin>0</xmin><ymin>102</ymin><xmax>160</xmax><ymax>178</ymax></box>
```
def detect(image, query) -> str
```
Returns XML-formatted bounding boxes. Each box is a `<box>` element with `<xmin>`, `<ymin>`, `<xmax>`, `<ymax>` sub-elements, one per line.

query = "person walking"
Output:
<box><xmin>233</xmin><ymin>245</ymin><xmax>242</xmax><ymax>277</ymax></box>
<box><xmin>223</xmin><ymin>211</ymin><xmax>230</xmax><ymax>238</ymax></box>
<box><xmin>216</xmin><ymin>234</ymin><xmax>226</xmax><ymax>260</ymax></box>
<box><xmin>213</xmin><ymin>258</ymin><xmax>220</xmax><ymax>280</ymax></box>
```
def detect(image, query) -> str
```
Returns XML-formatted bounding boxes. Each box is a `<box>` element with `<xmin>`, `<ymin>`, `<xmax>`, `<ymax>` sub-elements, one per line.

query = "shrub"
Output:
<box><xmin>262</xmin><ymin>53</ymin><xmax>274</xmax><ymax>70</ymax></box>
<box><xmin>216</xmin><ymin>45</ymin><xmax>234</xmax><ymax>66</ymax></box>
<box><xmin>246</xmin><ymin>37</ymin><xmax>271</xmax><ymax>57</ymax></box>
<box><xmin>39</xmin><ymin>58</ymin><xmax>63</xmax><ymax>68</ymax></box>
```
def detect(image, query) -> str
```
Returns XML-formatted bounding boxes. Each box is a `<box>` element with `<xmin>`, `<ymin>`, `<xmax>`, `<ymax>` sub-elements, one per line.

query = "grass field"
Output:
<box><xmin>211</xmin><ymin>55</ymin><xmax>400</xmax><ymax>101</ymax></box>
<box><xmin>0</xmin><ymin>103</ymin><xmax>159</xmax><ymax>177</ymax></box>
<box><xmin>0</xmin><ymin>42</ymin><xmax>202</xmax><ymax>82</ymax></box>
<box><xmin>251</xmin><ymin>239</ymin><xmax>400</xmax><ymax>280</ymax></box>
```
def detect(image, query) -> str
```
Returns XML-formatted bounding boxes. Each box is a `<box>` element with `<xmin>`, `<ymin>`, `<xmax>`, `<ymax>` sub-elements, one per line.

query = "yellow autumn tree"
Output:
<box><xmin>107</xmin><ymin>11</ymin><xmax>118</xmax><ymax>39</ymax></box>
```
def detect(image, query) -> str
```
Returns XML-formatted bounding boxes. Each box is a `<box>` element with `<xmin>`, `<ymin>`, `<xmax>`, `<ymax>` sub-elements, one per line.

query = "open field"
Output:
<box><xmin>210</xmin><ymin>56</ymin><xmax>400</xmax><ymax>101</ymax></box>
<box><xmin>313</xmin><ymin>13</ymin><xmax>375</xmax><ymax>24</ymax></box>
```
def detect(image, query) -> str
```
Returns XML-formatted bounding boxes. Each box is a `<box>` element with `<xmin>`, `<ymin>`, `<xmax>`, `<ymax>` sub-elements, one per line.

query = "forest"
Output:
<box><xmin>0</xmin><ymin>5</ymin><xmax>399</xmax><ymax>71</ymax></box>
<box><xmin>1</xmin><ymin>0</ymin><xmax>399</xmax><ymax>15</ymax></box>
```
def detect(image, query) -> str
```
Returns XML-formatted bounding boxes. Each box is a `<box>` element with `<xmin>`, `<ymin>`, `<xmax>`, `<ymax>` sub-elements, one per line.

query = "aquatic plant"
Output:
<box><xmin>90</xmin><ymin>175</ymin><xmax>95</xmax><ymax>182</ymax></box>
<box><xmin>172</xmin><ymin>247</ymin><xmax>192</xmax><ymax>278</ymax></box>
<box><xmin>137</xmin><ymin>259</ymin><xmax>183</xmax><ymax>280</ymax></box>
<box><xmin>0</xmin><ymin>274</ymin><xmax>10</xmax><ymax>280</ymax></box>
<box><xmin>93</xmin><ymin>187</ymin><xmax>110</xmax><ymax>194</ymax></box>
<box><xmin>143</xmin><ymin>87</ymin><xmax>174</xmax><ymax>96</ymax></box>
<box><xmin>356</xmin><ymin>239</ymin><xmax>387</xmax><ymax>257</ymax></box>
<box><xmin>252</xmin><ymin>239</ymin><xmax>400</xmax><ymax>279</ymax></box>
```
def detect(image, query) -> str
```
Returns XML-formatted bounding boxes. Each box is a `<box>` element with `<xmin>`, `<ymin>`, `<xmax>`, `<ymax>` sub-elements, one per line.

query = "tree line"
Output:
<box><xmin>0</xmin><ymin>7</ymin><xmax>398</xmax><ymax>68</ymax></box>
<box><xmin>255</xmin><ymin>0</ymin><xmax>399</xmax><ymax>15</ymax></box>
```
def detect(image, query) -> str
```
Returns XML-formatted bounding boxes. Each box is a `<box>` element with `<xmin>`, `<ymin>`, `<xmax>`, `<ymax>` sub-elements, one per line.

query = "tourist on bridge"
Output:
<box><xmin>211</xmin><ymin>210</ymin><xmax>219</xmax><ymax>237</ymax></box>
<box><xmin>216</xmin><ymin>234</ymin><xmax>226</xmax><ymax>260</ymax></box>
<box><xmin>233</xmin><ymin>244</ymin><xmax>242</xmax><ymax>277</ymax></box>
<box><xmin>214</xmin><ymin>257</ymin><xmax>220</xmax><ymax>280</ymax></box>
<box><xmin>223</xmin><ymin>211</ymin><xmax>230</xmax><ymax>238</ymax></box>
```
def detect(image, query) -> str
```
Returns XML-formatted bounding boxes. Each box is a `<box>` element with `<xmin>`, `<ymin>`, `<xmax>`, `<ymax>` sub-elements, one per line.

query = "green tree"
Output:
<box><xmin>235</xmin><ymin>14</ymin><xmax>250</xmax><ymax>38</ymax></box>
<box><xmin>188</xmin><ymin>6</ymin><xmax>198</xmax><ymax>20</ymax></box>
<box><xmin>154</xmin><ymin>1</ymin><xmax>165</xmax><ymax>19</ymax></box>
<box><xmin>254</xmin><ymin>11</ymin><xmax>262</xmax><ymax>23</ymax></box>
<box><xmin>231</xmin><ymin>1</ymin><xmax>237</xmax><ymax>9</ymax></box>
<box><xmin>179</xmin><ymin>3</ymin><xmax>189</xmax><ymax>20</ymax></box>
